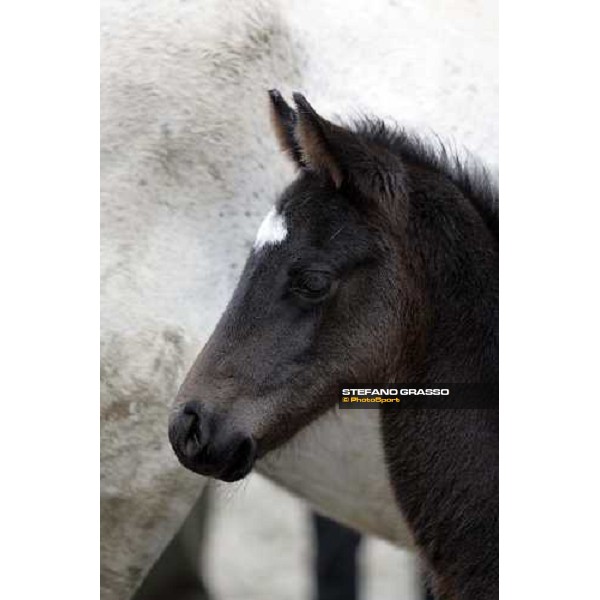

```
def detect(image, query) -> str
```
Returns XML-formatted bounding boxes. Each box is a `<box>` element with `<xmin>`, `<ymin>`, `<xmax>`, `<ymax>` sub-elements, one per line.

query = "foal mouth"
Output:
<box><xmin>208</xmin><ymin>435</ymin><xmax>258</xmax><ymax>482</ymax></box>
<box><xmin>217</xmin><ymin>448</ymin><xmax>257</xmax><ymax>482</ymax></box>
<box><xmin>174</xmin><ymin>438</ymin><xmax>257</xmax><ymax>482</ymax></box>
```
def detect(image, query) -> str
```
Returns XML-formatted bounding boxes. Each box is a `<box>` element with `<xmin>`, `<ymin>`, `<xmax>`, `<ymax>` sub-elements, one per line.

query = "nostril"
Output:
<box><xmin>183</xmin><ymin>414</ymin><xmax>203</xmax><ymax>459</ymax></box>
<box><xmin>174</xmin><ymin>401</ymin><xmax>205</xmax><ymax>460</ymax></box>
<box><xmin>183</xmin><ymin>400</ymin><xmax>201</xmax><ymax>418</ymax></box>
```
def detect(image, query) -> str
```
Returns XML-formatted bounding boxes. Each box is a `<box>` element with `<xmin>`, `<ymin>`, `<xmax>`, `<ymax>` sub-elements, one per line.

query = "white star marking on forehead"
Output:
<box><xmin>253</xmin><ymin>206</ymin><xmax>288</xmax><ymax>250</ymax></box>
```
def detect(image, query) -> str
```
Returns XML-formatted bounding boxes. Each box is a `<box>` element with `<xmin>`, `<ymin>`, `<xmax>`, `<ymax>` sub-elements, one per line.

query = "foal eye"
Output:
<box><xmin>290</xmin><ymin>270</ymin><xmax>333</xmax><ymax>302</ymax></box>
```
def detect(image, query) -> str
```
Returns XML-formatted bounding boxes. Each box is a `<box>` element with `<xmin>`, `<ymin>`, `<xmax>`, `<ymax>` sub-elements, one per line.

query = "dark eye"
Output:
<box><xmin>290</xmin><ymin>269</ymin><xmax>334</xmax><ymax>302</ymax></box>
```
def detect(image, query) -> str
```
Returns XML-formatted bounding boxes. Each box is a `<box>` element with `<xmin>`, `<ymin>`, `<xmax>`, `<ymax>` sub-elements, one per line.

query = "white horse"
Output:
<box><xmin>101</xmin><ymin>1</ymin><xmax>497</xmax><ymax>598</ymax></box>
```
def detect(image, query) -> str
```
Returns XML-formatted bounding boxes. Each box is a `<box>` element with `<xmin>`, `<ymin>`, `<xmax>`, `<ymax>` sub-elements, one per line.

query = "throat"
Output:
<box><xmin>256</xmin><ymin>406</ymin><xmax>414</xmax><ymax>547</ymax></box>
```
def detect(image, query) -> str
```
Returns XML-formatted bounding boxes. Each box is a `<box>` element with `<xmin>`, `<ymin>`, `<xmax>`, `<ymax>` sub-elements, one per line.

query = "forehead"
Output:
<box><xmin>254</xmin><ymin>207</ymin><xmax>287</xmax><ymax>250</ymax></box>
<box><xmin>247</xmin><ymin>174</ymin><xmax>376</xmax><ymax>286</ymax></box>
<box><xmin>253</xmin><ymin>174</ymin><xmax>358</xmax><ymax>252</ymax></box>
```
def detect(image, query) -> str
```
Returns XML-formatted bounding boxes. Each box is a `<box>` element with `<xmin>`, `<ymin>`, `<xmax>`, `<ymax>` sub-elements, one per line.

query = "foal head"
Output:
<box><xmin>168</xmin><ymin>91</ymin><xmax>497</xmax><ymax>481</ymax></box>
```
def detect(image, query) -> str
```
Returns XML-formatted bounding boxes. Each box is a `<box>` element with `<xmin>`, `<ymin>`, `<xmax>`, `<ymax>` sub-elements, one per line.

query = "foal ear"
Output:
<box><xmin>268</xmin><ymin>90</ymin><xmax>305</xmax><ymax>167</ymax></box>
<box><xmin>292</xmin><ymin>93</ymin><xmax>406</xmax><ymax>211</ymax></box>
<box><xmin>292</xmin><ymin>93</ymin><xmax>344</xmax><ymax>187</ymax></box>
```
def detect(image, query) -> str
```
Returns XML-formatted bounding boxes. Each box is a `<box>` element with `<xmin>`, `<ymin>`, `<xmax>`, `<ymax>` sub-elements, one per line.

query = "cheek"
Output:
<box><xmin>226</xmin><ymin>315</ymin><xmax>318</xmax><ymax>388</ymax></box>
<box><xmin>313</xmin><ymin>291</ymin><xmax>394</xmax><ymax>367</ymax></box>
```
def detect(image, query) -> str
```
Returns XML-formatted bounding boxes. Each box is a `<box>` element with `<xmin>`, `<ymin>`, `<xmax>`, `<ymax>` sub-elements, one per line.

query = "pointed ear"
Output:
<box><xmin>268</xmin><ymin>90</ymin><xmax>305</xmax><ymax>167</ymax></box>
<box><xmin>291</xmin><ymin>93</ymin><xmax>344</xmax><ymax>187</ymax></box>
<box><xmin>292</xmin><ymin>93</ymin><xmax>407</xmax><ymax>213</ymax></box>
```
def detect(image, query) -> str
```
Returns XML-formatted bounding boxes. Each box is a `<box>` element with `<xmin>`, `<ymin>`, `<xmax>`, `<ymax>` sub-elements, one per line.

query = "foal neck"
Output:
<box><xmin>398</xmin><ymin>164</ymin><xmax>498</xmax><ymax>384</ymax></box>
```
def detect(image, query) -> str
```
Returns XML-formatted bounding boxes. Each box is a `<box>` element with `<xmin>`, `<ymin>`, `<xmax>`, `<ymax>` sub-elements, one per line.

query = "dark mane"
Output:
<box><xmin>349</xmin><ymin>118</ymin><xmax>498</xmax><ymax>238</ymax></box>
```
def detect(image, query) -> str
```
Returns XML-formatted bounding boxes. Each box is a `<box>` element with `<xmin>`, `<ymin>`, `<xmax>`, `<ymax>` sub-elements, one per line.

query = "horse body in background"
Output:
<box><xmin>101</xmin><ymin>2</ymin><xmax>303</xmax><ymax>597</ymax></box>
<box><xmin>169</xmin><ymin>92</ymin><xmax>498</xmax><ymax>599</ymax></box>
<box><xmin>101</xmin><ymin>1</ymin><xmax>497</xmax><ymax>598</ymax></box>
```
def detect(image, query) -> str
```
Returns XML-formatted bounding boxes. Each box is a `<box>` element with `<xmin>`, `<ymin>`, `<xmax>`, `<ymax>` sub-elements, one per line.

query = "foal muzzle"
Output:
<box><xmin>168</xmin><ymin>400</ymin><xmax>257</xmax><ymax>482</ymax></box>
